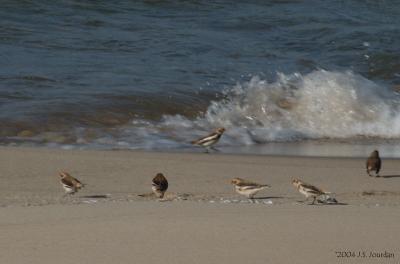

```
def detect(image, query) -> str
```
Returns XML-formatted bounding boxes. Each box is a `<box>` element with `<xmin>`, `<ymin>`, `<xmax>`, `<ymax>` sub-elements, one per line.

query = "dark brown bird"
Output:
<box><xmin>59</xmin><ymin>171</ymin><xmax>84</xmax><ymax>196</ymax></box>
<box><xmin>152</xmin><ymin>173</ymin><xmax>168</xmax><ymax>198</ymax></box>
<box><xmin>366</xmin><ymin>150</ymin><xmax>381</xmax><ymax>177</ymax></box>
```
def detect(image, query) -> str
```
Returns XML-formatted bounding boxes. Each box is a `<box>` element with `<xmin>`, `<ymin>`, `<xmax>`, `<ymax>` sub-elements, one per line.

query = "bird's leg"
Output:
<box><xmin>248</xmin><ymin>194</ymin><xmax>255</xmax><ymax>203</ymax></box>
<box><xmin>62</xmin><ymin>192</ymin><xmax>73</xmax><ymax>201</ymax></box>
<box><xmin>310</xmin><ymin>196</ymin><xmax>316</xmax><ymax>205</ymax></box>
<box><xmin>204</xmin><ymin>147</ymin><xmax>210</xmax><ymax>154</ymax></box>
<box><xmin>247</xmin><ymin>194</ymin><xmax>254</xmax><ymax>203</ymax></box>
<box><xmin>211</xmin><ymin>146</ymin><xmax>220</xmax><ymax>152</ymax></box>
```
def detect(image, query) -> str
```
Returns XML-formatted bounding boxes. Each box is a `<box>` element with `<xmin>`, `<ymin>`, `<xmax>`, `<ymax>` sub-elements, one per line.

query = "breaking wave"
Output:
<box><xmin>154</xmin><ymin>69</ymin><xmax>400</xmax><ymax>147</ymax></box>
<box><xmin>7</xmin><ymin>70</ymin><xmax>400</xmax><ymax>151</ymax></box>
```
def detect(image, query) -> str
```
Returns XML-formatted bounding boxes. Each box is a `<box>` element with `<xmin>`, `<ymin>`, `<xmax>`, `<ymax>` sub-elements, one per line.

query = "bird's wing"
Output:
<box><xmin>152</xmin><ymin>176</ymin><xmax>168</xmax><ymax>190</ymax></box>
<box><xmin>237</xmin><ymin>180</ymin><xmax>269</xmax><ymax>189</ymax></box>
<box><xmin>73</xmin><ymin>177</ymin><xmax>83</xmax><ymax>184</ymax></box>
<box><xmin>152</xmin><ymin>181</ymin><xmax>168</xmax><ymax>191</ymax></box>
<box><xmin>367</xmin><ymin>157</ymin><xmax>377</xmax><ymax>168</ymax></box>
<box><xmin>300</xmin><ymin>183</ymin><xmax>325</xmax><ymax>194</ymax></box>
<box><xmin>376</xmin><ymin>158</ymin><xmax>381</xmax><ymax>173</ymax></box>
<box><xmin>61</xmin><ymin>177</ymin><xmax>75</xmax><ymax>188</ymax></box>
<box><xmin>366</xmin><ymin>158</ymin><xmax>371</xmax><ymax>169</ymax></box>
<box><xmin>191</xmin><ymin>132</ymin><xmax>220</xmax><ymax>145</ymax></box>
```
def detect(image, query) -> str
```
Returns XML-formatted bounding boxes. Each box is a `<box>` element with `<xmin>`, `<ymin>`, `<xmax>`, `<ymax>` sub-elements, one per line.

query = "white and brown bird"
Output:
<box><xmin>231</xmin><ymin>178</ymin><xmax>271</xmax><ymax>199</ymax></box>
<box><xmin>152</xmin><ymin>173</ymin><xmax>168</xmax><ymax>199</ymax></box>
<box><xmin>292</xmin><ymin>179</ymin><xmax>330</xmax><ymax>205</ymax></box>
<box><xmin>366</xmin><ymin>150</ymin><xmax>381</xmax><ymax>177</ymax></box>
<box><xmin>59</xmin><ymin>171</ymin><xmax>84</xmax><ymax>196</ymax></box>
<box><xmin>191</xmin><ymin>127</ymin><xmax>225</xmax><ymax>152</ymax></box>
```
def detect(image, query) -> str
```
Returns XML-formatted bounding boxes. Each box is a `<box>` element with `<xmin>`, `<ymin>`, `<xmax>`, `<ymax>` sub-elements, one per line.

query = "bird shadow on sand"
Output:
<box><xmin>296</xmin><ymin>200</ymin><xmax>348</xmax><ymax>206</ymax></box>
<box><xmin>378</xmin><ymin>175</ymin><xmax>400</xmax><ymax>179</ymax></box>
<box><xmin>318</xmin><ymin>202</ymin><xmax>348</xmax><ymax>206</ymax></box>
<box><xmin>255</xmin><ymin>196</ymin><xmax>285</xmax><ymax>200</ymax></box>
<box><xmin>80</xmin><ymin>194</ymin><xmax>110</xmax><ymax>199</ymax></box>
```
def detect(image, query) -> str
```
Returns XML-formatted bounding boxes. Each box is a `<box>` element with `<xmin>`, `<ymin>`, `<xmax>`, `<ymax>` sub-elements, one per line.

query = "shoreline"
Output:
<box><xmin>4</xmin><ymin>137</ymin><xmax>400</xmax><ymax>158</ymax></box>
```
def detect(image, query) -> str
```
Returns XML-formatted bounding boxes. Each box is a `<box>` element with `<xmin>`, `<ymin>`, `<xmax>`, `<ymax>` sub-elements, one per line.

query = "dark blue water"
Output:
<box><xmin>1</xmin><ymin>0</ymin><xmax>400</xmax><ymax>156</ymax></box>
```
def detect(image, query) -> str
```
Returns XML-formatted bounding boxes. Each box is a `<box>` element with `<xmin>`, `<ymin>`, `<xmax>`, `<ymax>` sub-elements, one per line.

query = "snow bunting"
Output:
<box><xmin>231</xmin><ymin>177</ymin><xmax>271</xmax><ymax>199</ymax></box>
<box><xmin>59</xmin><ymin>171</ymin><xmax>84</xmax><ymax>196</ymax></box>
<box><xmin>366</xmin><ymin>150</ymin><xmax>381</xmax><ymax>177</ymax></box>
<box><xmin>191</xmin><ymin>127</ymin><xmax>225</xmax><ymax>152</ymax></box>
<box><xmin>152</xmin><ymin>173</ymin><xmax>168</xmax><ymax>198</ymax></box>
<box><xmin>292</xmin><ymin>179</ymin><xmax>330</xmax><ymax>205</ymax></box>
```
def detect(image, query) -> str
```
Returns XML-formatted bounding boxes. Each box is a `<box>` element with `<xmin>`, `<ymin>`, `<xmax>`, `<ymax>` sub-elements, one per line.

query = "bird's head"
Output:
<box><xmin>371</xmin><ymin>150</ymin><xmax>379</xmax><ymax>158</ymax></box>
<box><xmin>292</xmin><ymin>179</ymin><xmax>301</xmax><ymax>188</ymax></box>
<box><xmin>59</xmin><ymin>171</ymin><xmax>69</xmax><ymax>179</ymax></box>
<box><xmin>155</xmin><ymin>173</ymin><xmax>165</xmax><ymax>178</ymax></box>
<box><xmin>231</xmin><ymin>178</ymin><xmax>244</xmax><ymax>185</ymax></box>
<box><xmin>153</xmin><ymin>173</ymin><xmax>168</xmax><ymax>183</ymax></box>
<box><xmin>215</xmin><ymin>127</ymin><xmax>226</xmax><ymax>134</ymax></box>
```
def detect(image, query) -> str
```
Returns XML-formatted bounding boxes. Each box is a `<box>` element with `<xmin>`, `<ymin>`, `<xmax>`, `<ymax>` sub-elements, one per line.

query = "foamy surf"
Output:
<box><xmin>7</xmin><ymin>70</ymin><xmax>400</xmax><ymax>157</ymax></box>
<box><xmin>154</xmin><ymin>70</ymin><xmax>400</xmax><ymax>145</ymax></box>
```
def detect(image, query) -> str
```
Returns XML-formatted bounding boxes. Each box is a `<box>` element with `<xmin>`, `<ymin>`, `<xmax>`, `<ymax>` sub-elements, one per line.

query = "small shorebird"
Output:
<box><xmin>366</xmin><ymin>150</ymin><xmax>381</xmax><ymax>177</ymax></box>
<box><xmin>292</xmin><ymin>179</ymin><xmax>330</xmax><ymax>205</ymax></box>
<box><xmin>191</xmin><ymin>127</ymin><xmax>225</xmax><ymax>152</ymax></box>
<box><xmin>59</xmin><ymin>171</ymin><xmax>84</xmax><ymax>196</ymax></box>
<box><xmin>231</xmin><ymin>178</ymin><xmax>271</xmax><ymax>200</ymax></box>
<box><xmin>152</xmin><ymin>173</ymin><xmax>169</xmax><ymax>199</ymax></box>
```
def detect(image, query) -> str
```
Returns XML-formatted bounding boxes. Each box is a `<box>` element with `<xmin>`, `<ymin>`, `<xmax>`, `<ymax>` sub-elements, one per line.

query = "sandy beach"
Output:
<box><xmin>0</xmin><ymin>146</ymin><xmax>399</xmax><ymax>263</ymax></box>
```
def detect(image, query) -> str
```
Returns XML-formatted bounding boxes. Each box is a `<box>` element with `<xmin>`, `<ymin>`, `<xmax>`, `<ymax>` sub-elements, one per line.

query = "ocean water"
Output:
<box><xmin>1</xmin><ymin>0</ymin><xmax>400</xmax><ymax>157</ymax></box>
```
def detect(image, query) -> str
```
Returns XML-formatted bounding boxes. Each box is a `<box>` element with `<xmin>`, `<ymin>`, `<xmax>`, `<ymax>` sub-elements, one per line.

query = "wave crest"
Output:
<box><xmin>161</xmin><ymin>70</ymin><xmax>400</xmax><ymax>145</ymax></box>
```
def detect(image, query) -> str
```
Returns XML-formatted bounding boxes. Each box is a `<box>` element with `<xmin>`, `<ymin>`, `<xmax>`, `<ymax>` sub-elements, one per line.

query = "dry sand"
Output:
<box><xmin>0</xmin><ymin>146</ymin><xmax>399</xmax><ymax>263</ymax></box>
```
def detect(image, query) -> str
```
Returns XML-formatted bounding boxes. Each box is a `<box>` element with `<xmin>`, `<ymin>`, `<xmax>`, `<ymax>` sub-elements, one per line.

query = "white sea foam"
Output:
<box><xmin>157</xmin><ymin>70</ymin><xmax>400</xmax><ymax>145</ymax></box>
<box><xmin>67</xmin><ymin>70</ymin><xmax>400</xmax><ymax>152</ymax></box>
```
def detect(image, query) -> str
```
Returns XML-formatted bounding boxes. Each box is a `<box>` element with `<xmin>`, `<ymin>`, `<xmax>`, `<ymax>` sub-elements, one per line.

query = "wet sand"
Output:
<box><xmin>0</xmin><ymin>147</ymin><xmax>399</xmax><ymax>263</ymax></box>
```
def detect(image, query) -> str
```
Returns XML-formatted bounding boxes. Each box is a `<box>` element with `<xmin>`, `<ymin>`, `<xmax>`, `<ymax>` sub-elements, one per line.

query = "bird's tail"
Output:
<box><xmin>76</xmin><ymin>182</ymin><xmax>86</xmax><ymax>189</ymax></box>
